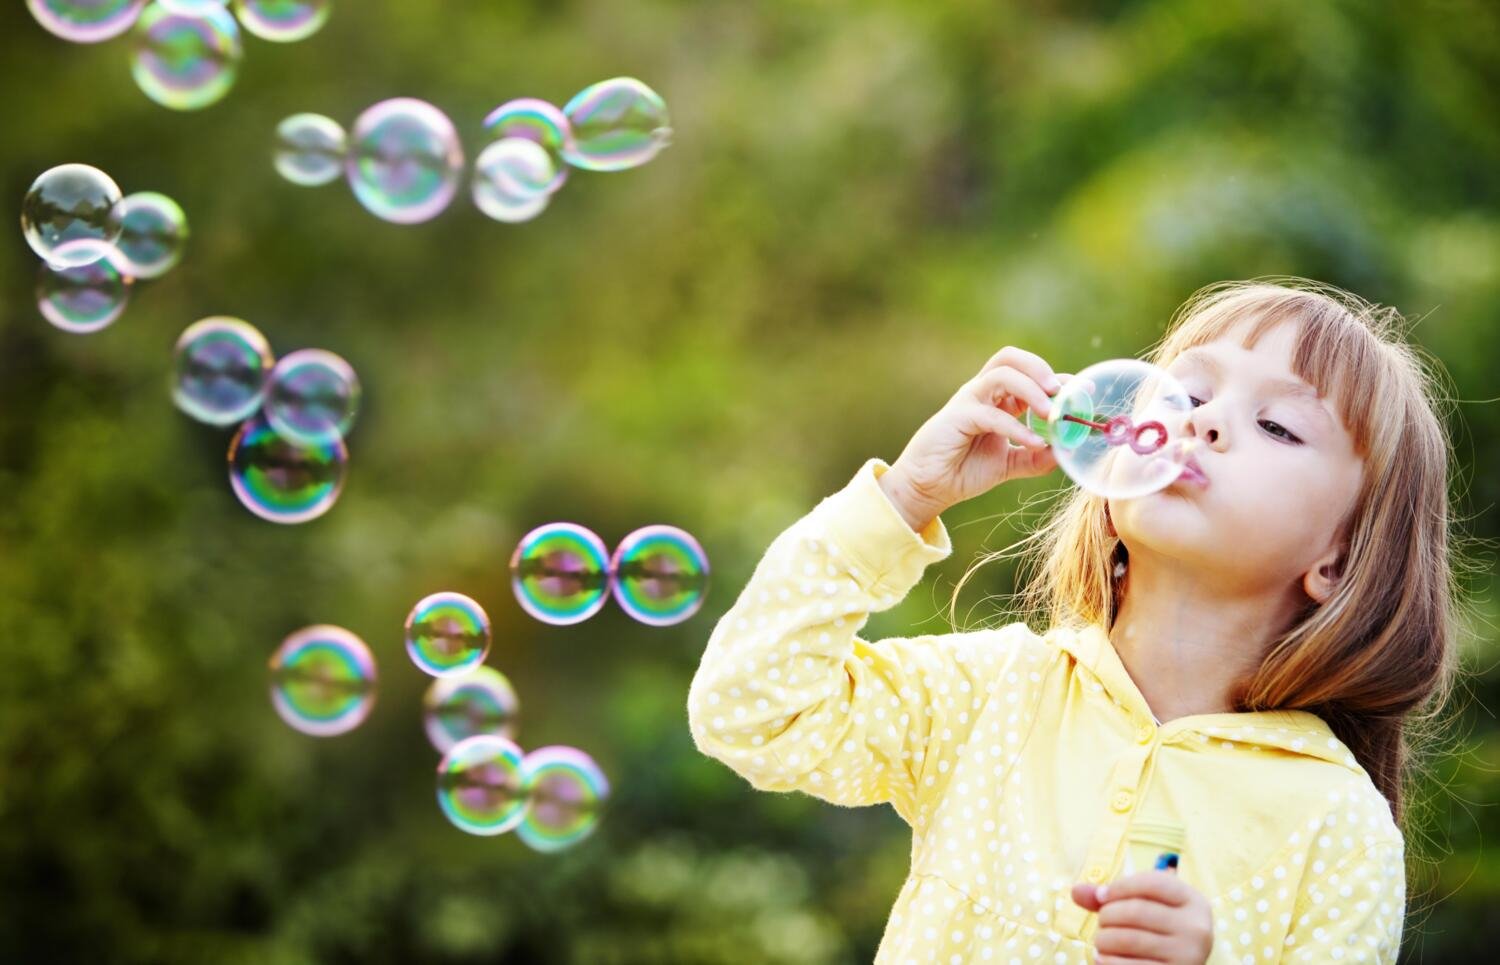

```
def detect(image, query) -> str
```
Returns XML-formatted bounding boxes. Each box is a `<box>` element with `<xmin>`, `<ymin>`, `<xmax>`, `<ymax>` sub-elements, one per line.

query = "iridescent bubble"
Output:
<box><xmin>510</xmin><ymin>523</ymin><xmax>611</xmax><ymax>626</ymax></box>
<box><xmin>131</xmin><ymin>2</ymin><xmax>242</xmax><ymax>112</ymax></box>
<box><xmin>106</xmin><ymin>191</ymin><xmax>188</xmax><ymax>279</ymax></box>
<box><xmin>27</xmin><ymin>0</ymin><xmax>145</xmax><ymax>43</ymax></box>
<box><xmin>481</xmin><ymin>98</ymin><xmax>571</xmax><ymax>193</ymax></box>
<box><xmin>268</xmin><ymin>624</ymin><xmax>376</xmax><ymax>737</ymax></box>
<box><xmin>172</xmin><ymin>316</ymin><xmax>274</xmax><ymax>426</ymax></box>
<box><xmin>471</xmin><ymin>139</ymin><xmax>552</xmax><ymax>224</ymax></box>
<box><xmin>436</xmin><ymin>734</ymin><xmax>528</xmax><ymax>836</ymax></box>
<box><xmin>228</xmin><ymin>414</ymin><xmax>347</xmax><ymax>524</ymax></box>
<box><xmin>405</xmin><ymin>592</ymin><xmax>492</xmax><ymax>677</ymax></box>
<box><xmin>37</xmin><ymin>259</ymin><xmax>132</xmax><ymax>334</ymax></box>
<box><xmin>20</xmin><ymin>163</ymin><xmax>124</xmax><ymax>268</ymax></box>
<box><xmin>346</xmin><ymin>98</ymin><xmax>465</xmax><ymax>224</ymax></box>
<box><xmin>263</xmin><ymin>348</ymin><xmax>360</xmax><ymax>446</ymax></box>
<box><xmin>1025</xmin><ymin>358</ymin><xmax>1196</xmax><ymax>500</ymax></box>
<box><xmin>231</xmin><ymin>0</ymin><xmax>329</xmax><ymax>42</ymax></box>
<box><xmin>517</xmin><ymin>745</ymin><xmax>609</xmax><ymax>853</ymax></box>
<box><xmin>422</xmin><ymin>666</ymin><xmax>521</xmax><ymax>754</ymax></box>
<box><xmin>610</xmin><ymin>525</ymin><xmax>710</xmax><ymax>627</ymax></box>
<box><xmin>561</xmin><ymin>77</ymin><xmax>671</xmax><ymax>172</ymax></box>
<box><xmin>274</xmin><ymin>113</ymin><xmax>346</xmax><ymax>186</ymax></box>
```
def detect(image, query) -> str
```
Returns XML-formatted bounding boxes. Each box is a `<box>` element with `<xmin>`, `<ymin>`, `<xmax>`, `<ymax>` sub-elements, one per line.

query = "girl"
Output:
<box><xmin>687</xmin><ymin>279</ymin><xmax>1459</xmax><ymax>964</ymax></box>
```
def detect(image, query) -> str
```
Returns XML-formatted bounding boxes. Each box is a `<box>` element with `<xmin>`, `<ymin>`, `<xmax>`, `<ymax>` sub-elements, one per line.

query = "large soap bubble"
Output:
<box><xmin>172</xmin><ymin>316</ymin><xmax>274</xmax><ymax>426</ymax></box>
<box><xmin>510</xmin><ymin>523</ymin><xmax>611</xmax><ymax>626</ymax></box>
<box><xmin>404</xmin><ymin>591</ymin><xmax>492</xmax><ymax>678</ymax></box>
<box><xmin>131</xmin><ymin>1</ymin><xmax>243</xmax><ymax>111</ymax></box>
<box><xmin>263</xmin><ymin>348</ymin><xmax>360</xmax><ymax>446</ymax></box>
<box><xmin>232</xmin><ymin>0</ymin><xmax>329</xmax><ymax>42</ymax></box>
<box><xmin>1026</xmin><ymin>358</ymin><xmax>1198</xmax><ymax>500</ymax></box>
<box><xmin>268</xmin><ymin>625</ymin><xmax>376</xmax><ymax>737</ymax></box>
<box><xmin>346</xmin><ymin>98</ymin><xmax>465</xmax><ymax>224</ymax></box>
<box><xmin>274</xmin><ymin>113</ymin><xmax>346</xmax><ymax>186</ymax></box>
<box><xmin>107</xmin><ymin>191</ymin><xmax>188</xmax><ymax>279</ymax></box>
<box><xmin>561</xmin><ymin>77</ymin><xmax>671</xmax><ymax>172</ymax></box>
<box><xmin>228</xmin><ymin>414</ymin><xmax>347</xmax><ymax>524</ymax></box>
<box><xmin>21</xmin><ymin>163</ymin><xmax>124</xmax><ymax>269</ymax></box>
<box><xmin>471</xmin><ymin>139</ymin><xmax>552</xmax><ymax>224</ymax></box>
<box><xmin>481</xmin><ymin>98</ymin><xmax>571</xmax><ymax>194</ymax></box>
<box><xmin>27</xmin><ymin>0</ymin><xmax>146</xmax><ymax>43</ymax></box>
<box><xmin>422</xmin><ymin>666</ymin><xmax>520</xmax><ymax>754</ymax></box>
<box><xmin>517</xmin><ymin>746</ymin><xmax>609</xmax><ymax>853</ymax></box>
<box><xmin>610</xmin><ymin>525</ymin><xmax>710</xmax><ymax>626</ymax></box>
<box><xmin>436</xmin><ymin>735</ymin><xmax>529</xmax><ymax>836</ymax></box>
<box><xmin>37</xmin><ymin>260</ymin><xmax>132</xmax><ymax>333</ymax></box>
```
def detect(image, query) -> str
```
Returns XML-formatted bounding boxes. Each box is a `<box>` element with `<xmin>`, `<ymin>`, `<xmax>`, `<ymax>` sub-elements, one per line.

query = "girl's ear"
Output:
<box><xmin>1302</xmin><ymin>547</ymin><xmax>1345</xmax><ymax>604</ymax></box>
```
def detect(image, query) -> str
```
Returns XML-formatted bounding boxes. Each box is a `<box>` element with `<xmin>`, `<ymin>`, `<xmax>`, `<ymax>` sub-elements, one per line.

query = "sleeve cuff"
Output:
<box><xmin>818</xmin><ymin>458</ymin><xmax>952</xmax><ymax>596</ymax></box>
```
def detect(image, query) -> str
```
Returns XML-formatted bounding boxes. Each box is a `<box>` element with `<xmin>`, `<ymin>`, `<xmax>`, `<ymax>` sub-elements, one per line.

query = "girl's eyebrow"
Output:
<box><xmin>1172</xmin><ymin>347</ymin><xmax>1335</xmax><ymax>429</ymax></box>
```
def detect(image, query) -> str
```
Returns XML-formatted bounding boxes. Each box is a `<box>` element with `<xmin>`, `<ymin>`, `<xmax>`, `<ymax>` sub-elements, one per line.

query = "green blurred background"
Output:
<box><xmin>2</xmin><ymin>0</ymin><xmax>1497</xmax><ymax>961</ymax></box>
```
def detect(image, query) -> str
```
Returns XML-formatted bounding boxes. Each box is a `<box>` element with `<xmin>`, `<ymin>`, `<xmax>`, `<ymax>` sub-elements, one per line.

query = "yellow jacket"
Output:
<box><xmin>688</xmin><ymin>459</ymin><xmax>1406</xmax><ymax>964</ymax></box>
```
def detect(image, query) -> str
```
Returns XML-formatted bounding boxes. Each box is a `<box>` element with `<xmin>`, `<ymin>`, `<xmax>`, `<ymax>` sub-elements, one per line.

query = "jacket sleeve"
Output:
<box><xmin>1282</xmin><ymin>841</ymin><xmax>1406</xmax><ymax>963</ymax></box>
<box><xmin>687</xmin><ymin>457</ymin><xmax>1039</xmax><ymax>828</ymax></box>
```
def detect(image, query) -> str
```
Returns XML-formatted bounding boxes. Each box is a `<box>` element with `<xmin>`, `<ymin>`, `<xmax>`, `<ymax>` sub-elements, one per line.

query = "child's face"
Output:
<box><xmin>1109</xmin><ymin>319</ymin><xmax>1365</xmax><ymax>600</ymax></box>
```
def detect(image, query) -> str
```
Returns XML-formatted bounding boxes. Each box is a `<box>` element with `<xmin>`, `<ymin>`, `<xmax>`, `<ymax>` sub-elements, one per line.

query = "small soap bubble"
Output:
<box><xmin>263</xmin><ymin>348</ymin><xmax>360</xmax><ymax>446</ymax></box>
<box><xmin>517</xmin><ymin>745</ymin><xmax>609</xmax><ymax>853</ymax></box>
<box><xmin>274</xmin><ymin>113</ymin><xmax>346</xmax><ymax>186</ymax></box>
<box><xmin>21</xmin><ymin>163</ymin><xmax>124</xmax><ymax>269</ymax></box>
<box><xmin>131</xmin><ymin>2</ymin><xmax>242</xmax><ymax>112</ymax></box>
<box><xmin>422</xmin><ymin>666</ymin><xmax>520</xmax><ymax>754</ymax></box>
<box><xmin>1025</xmin><ymin>358</ymin><xmax>1195</xmax><ymax>500</ymax></box>
<box><xmin>472</xmin><ymin>139</ymin><xmax>552</xmax><ymax>223</ymax></box>
<box><xmin>228</xmin><ymin>414</ymin><xmax>347</xmax><ymax>524</ymax></box>
<box><xmin>37</xmin><ymin>260</ymin><xmax>132</xmax><ymax>334</ymax></box>
<box><xmin>27</xmin><ymin>0</ymin><xmax>145</xmax><ymax>43</ymax></box>
<box><xmin>561</xmin><ymin>77</ymin><xmax>671</xmax><ymax>172</ymax></box>
<box><xmin>232</xmin><ymin>0</ymin><xmax>328</xmax><ymax>42</ymax></box>
<box><xmin>173</xmin><ymin>316</ymin><xmax>274</xmax><ymax>426</ymax></box>
<box><xmin>436</xmin><ymin>734</ymin><xmax>528</xmax><ymax>835</ymax></box>
<box><xmin>610</xmin><ymin>525</ymin><xmax>710</xmax><ymax>627</ymax></box>
<box><xmin>510</xmin><ymin>523</ymin><xmax>611</xmax><ymax>626</ymax></box>
<box><xmin>405</xmin><ymin>592</ymin><xmax>492</xmax><ymax>677</ymax></box>
<box><xmin>106</xmin><ymin>191</ymin><xmax>188</xmax><ymax>279</ymax></box>
<box><xmin>481</xmin><ymin>98</ymin><xmax>571</xmax><ymax>193</ymax></box>
<box><xmin>346</xmin><ymin>98</ymin><xmax>465</xmax><ymax>224</ymax></box>
<box><xmin>268</xmin><ymin>624</ymin><xmax>376</xmax><ymax>737</ymax></box>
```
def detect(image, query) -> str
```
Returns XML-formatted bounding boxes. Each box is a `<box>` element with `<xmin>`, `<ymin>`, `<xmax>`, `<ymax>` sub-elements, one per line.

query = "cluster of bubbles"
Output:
<box><xmin>1023</xmin><ymin>358</ymin><xmax>1203</xmax><ymax>499</ymax></box>
<box><xmin>21</xmin><ymin>163</ymin><xmax>189</xmax><ymax>334</ymax></box>
<box><xmin>269</xmin><ymin>595</ymin><xmax>610</xmax><ymax>850</ymax></box>
<box><xmin>171</xmin><ymin>316</ymin><xmax>361</xmax><ymax>523</ymax></box>
<box><xmin>26</xmin><ymin>0</ymin><xmax>330</xmax><ymax>111</ymax></box>
<box><xmin>510</xmin><ymin>523</ymin><xmax>710</xmax><ymax>627</ymax></box>
<box><xmin>274</xmin><ymin>76</ymin><xmax>672</xmax><ymax>225</ymax></box>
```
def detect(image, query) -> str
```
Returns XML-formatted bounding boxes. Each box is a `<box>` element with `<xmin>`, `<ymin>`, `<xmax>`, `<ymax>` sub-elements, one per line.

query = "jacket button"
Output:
<box><xmin>1136</xmin><ymin>724</ymin><xmax>1154</xmax><ymax>744</ymax></box>
<box><xmin>1086</xmin><ymin>865</ymin><xmax>1106</xmax><ymax>883</ymax></box>
<box><xmin>1111</xmin><ymin>790</ymin><xmax>1133</xmax><ymax>812</ymax></box>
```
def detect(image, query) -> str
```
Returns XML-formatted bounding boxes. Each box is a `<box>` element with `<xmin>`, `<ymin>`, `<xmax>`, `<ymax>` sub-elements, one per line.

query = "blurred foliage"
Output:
<box><xmin>1</xmin><ymin>0</ymin><xmax>1497</xmax><ymax>961</ymax></box>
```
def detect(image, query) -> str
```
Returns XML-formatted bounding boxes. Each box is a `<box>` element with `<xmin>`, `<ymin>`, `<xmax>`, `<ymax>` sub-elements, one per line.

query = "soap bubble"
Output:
<box><xmin>610</xmin><ymin>525</ymin><xmax>710</xmax><ymax>627</ymax></box>
<box><xmin>274</xmin><ymin>113</ymin><xmax>346</xmax><ymax>186</ymax></box>
<box><xmin>346</xmin><ymin>98</ymin><xmax>465</xmax><ymax>224</ymax></box>
<box><xmin>422</xmin><ymin>666</ymin><xmax>520</xmax><ymax>754</ymax></box>
<box><xmin>232</xmin><ymin>0</ymin><xmax>329</xmax><ymax>42</ymax></box>
<box><xmin>228</xmin><ymin>414</ymin><xmax>347</xmax><ymax>524</ymax></box>
<box><xmin>37</xmin><ymin>260</ymin><xmax>132</xmax><ymax>334</ymax></box>
<box><xmin>268</xmin><ymin>625</ymin><xmax>376</xmax><ymax>737</ymax></box>
<box><xmin>404</xmin><ymin>592</ymin><xmax>492</xmax><ymax>677</ymax></box>
<box><xmin>27</xmin><ymin>0</ymin><xmax>145</xmax><ymax>43</ymax></box>
<box><xmin>21</xmin><ymin>163</ymin><xmax>124</xmax><ymax>269</ymax></box>
<box><xmin>131</xmin><ymin>2</ymin><xmax>242</xmax><ymax>111</ymax></box>
<box><xmin>172</xmin><ymin>316</ymin><xmax>274</xmax><ymax>426</ymax></box>
<box><xmin>1026</xmin><ymin>358</ymin><xmax>1196</xmax><ymax>500</ymax></box>
<box><xmin>106</xmin><ymin>191</ymin><xmax>188</xmax><ymax>279</ymax></box>
<box><xmin>517</xmin><ymin>746</ymin><xmax>609</xmax><ymax>853</ymax></box>
<box><xmin>561</xmin><ymin>77</ymin><xmax>671</xmax><ymax>172</ymax></box>
<box><xmin>263</xmin><ymin>348</ymin><xmax>360</xmax><ymax>446</ymax></box>
<box><xmin>471</xmin><ymin>139</ymin><xmax>552</xmax><ymax>223</ymax></box>
<box><xmin>436</xmin><ymin>735</ymin><xmax>528</xmax><ymax>836</ymax></box>
<box><xmin>481</xmin><ymin>98</ymin><xmax>571</xmax><ymax>193</ymax></box>
<box><xmin>510</xmin><ymin>523</ymin><xmax>611</xmax><ymax>626</ymax></box>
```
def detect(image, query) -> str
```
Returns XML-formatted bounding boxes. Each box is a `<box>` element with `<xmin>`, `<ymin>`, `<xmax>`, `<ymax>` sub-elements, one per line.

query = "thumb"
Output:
<box><xmin>1070</xmin><ymin>882</ymin><xmax>1104</xmax><ymax>912</ymax></box>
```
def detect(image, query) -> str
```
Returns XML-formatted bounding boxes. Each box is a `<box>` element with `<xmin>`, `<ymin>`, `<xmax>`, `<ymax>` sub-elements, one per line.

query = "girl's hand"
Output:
<box><xmin>1069</xmin><ymin>871</ymin><xmax>1214</xmax><ymax>965</ymax></box>
<box><xmin>878</xmin><ymin>345</ymin><xmax>1066</xmax><ymax>531</ymax></box>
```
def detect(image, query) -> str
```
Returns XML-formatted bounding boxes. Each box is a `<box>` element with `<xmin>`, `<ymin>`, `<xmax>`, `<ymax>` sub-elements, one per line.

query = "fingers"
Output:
<box><xmin>1097</xmin><ymin>898</ymin><xmax>1177</xmax><ymax>935</ymax></box>
<box><xmin>1096</xmin><ymin>871</ymin><xmax>1193</xmax><ymax>907</ymax></box>
<box><xmin>979</xmin><ymin>346</ymin><xmax>1062</xmax><ymax>395</ymax></box>
<box><xmin>970</xmin><ymin>364</ymin><xmax>1055</xmax><ymax>418</ymax></box>
<box><xmin>1070</xmin><ymin>882</ymin><xmax>1104</xmax><ymax>912</ymax></box>
<box><xmin>1093</xmin><ymin>924</ymin><xmax>1175</xmax><ymax>961</ymax></box>
<box><xmin>962</xmin><ymin>402</ymin><xmax>1046</xmax><ymax>449</ymax></box>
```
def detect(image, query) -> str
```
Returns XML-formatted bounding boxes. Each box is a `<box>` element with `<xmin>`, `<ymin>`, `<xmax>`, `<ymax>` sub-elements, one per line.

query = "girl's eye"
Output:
<box><xmin>1259</xmin><ymin>420</ymin><xmax>1302</xmax><ymax>444</ymax></box>
<box><xmin>1188</xmin><ymin>396</ymin><xmax>1204</xmax><ymax>408</ymax></box>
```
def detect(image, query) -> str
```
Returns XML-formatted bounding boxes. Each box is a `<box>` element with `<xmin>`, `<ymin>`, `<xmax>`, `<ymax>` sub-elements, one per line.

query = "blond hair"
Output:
<box><xmin>953</xmin><ymin>277</ymin><xmax>1471</xmax><ymax>831</ymax></box>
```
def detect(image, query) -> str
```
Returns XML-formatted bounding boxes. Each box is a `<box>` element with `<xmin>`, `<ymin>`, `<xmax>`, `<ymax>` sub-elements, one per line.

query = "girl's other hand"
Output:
<box><xmin>879</xmin><ymin>345</ymin><xmax>1066</xmax><ymax>531</ymax></box>
<box><xmin>1069</xmin><ymin>871</ymin><xmax>1214</xmax><ymax>965</ymax></box>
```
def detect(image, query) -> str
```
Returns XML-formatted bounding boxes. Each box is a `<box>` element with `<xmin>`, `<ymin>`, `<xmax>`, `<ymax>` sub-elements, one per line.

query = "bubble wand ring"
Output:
<box><xmin>1055</xmin><ymin>411</ymin><xmax>1169</xmax><ymax>456</ymax></box>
